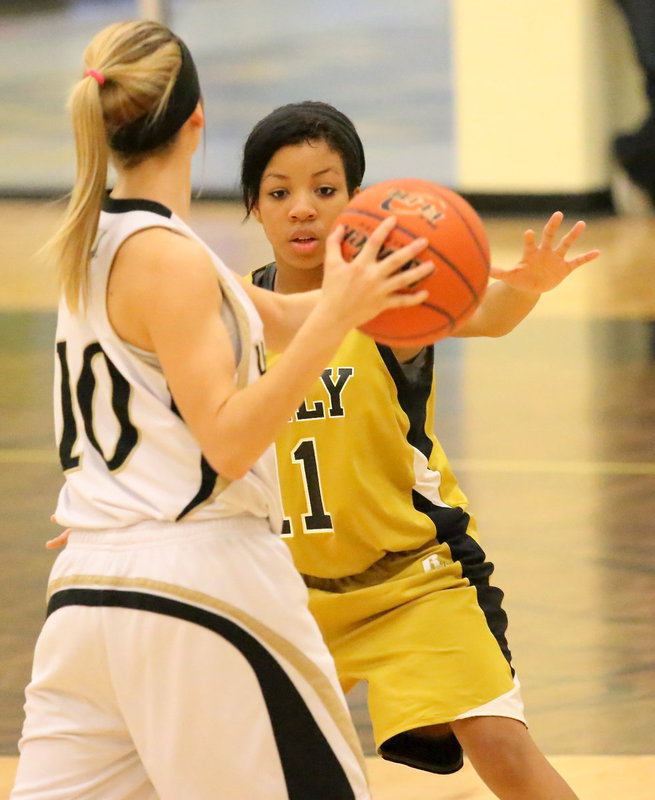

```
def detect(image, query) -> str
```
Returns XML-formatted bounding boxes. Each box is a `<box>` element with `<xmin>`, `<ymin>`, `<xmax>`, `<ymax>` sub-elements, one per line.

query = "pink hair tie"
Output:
<box><xmin>85</xmin><ymin>69</ymin><xmax>105</xmax><ymax>86</ymax></box>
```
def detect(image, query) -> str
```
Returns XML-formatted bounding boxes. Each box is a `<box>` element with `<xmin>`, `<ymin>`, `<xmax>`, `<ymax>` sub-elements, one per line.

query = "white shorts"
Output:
<box><xmin>10</xmin><ymin>516</ymin><xmax>370</xmax><ymax>800</ymax></box>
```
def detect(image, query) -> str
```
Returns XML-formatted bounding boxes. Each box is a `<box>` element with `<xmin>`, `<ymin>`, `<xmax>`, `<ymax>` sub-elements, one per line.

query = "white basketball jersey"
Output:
<box><xmin>53</xmin><ymin>197</ymin><xmax>282</xmax><ymax>532</ymax></box>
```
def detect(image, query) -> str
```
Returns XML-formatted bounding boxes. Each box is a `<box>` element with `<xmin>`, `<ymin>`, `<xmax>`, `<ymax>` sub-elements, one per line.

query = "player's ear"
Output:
<box><xmin>189</xmin><ymin>101</ymin><xmax>204</xmax><ymax>129</ymax></box>
<box><xmin>252</xmin><ymin>205</ymin><xmax>262</xmax><ymax>223</ymax></box>
<box><xmin>352</xmin><ymin>186</ymin><xmax>361</xmax><ymax>198</ymax></box>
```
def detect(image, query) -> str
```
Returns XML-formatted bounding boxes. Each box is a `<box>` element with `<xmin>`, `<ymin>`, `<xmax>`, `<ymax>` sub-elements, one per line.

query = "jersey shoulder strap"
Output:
<box><xmin>250</xmin><ymin>261</ymin><xmax>277</xmax><ymax>289</ymax></box>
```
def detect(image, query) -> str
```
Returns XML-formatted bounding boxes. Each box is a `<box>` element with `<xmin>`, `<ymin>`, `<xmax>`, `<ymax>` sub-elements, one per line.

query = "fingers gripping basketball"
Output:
<box><xmin>335</xmin><ymin>178</ymin><xmax>491</xmax><ymax>347</ymax></box>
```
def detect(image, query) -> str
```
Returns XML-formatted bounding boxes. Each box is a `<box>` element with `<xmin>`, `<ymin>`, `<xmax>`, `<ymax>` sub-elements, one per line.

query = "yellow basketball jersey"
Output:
<box><xmin>251</xmin><ymin>264</ymin><xmax>478</xmax><ymax>578</ymax></box>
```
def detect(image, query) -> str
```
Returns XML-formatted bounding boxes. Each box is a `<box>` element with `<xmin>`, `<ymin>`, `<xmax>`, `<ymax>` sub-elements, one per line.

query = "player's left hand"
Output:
<box><xmin>46</xmin><ymin>515</ymin><xmax>71</xmax><ymax>549</ymax></box>
<box><xmin>45</xmin><ymin>530</ymin><xmax>71</xmax><ymax>549</ymax></box>
<box><xmin>489</xmin><ymin>211</ymin><xmax>600</xmax><ymax>293</ymax></box>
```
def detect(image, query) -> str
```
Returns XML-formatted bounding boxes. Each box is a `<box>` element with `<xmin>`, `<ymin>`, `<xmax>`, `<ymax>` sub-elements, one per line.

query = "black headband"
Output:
<box><xmin>308</xmin><ymin>104</ymin><xmax>366</xmax><ymax>186</ymax></box>
<box><xmin>110</xmin><ymin>37</ymin><xmax>201</xmax><ymax>154</ymax></box>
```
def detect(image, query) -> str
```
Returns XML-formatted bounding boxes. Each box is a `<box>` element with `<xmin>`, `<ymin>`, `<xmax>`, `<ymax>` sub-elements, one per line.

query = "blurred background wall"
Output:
<box><xmin>453</xmin><ymin>0</ymin><xmax>646</xmax><ymax>208</ymax></box>
<box><xmin>0</xmin><ymin>0</ymin><xmax>645</xmax><ymax>210</ymax></box>
<box><xmin>0</xmin><ymin>0</ymin><xmax>454</xmax><ymax>196</ymax></box>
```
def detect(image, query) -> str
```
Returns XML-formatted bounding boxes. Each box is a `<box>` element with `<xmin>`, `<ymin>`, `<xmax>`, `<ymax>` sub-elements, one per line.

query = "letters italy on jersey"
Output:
<box><xmin>53</xmin><ymin>199</ymin><xmax>282</xmax><ymax>532</ymax></box>
<box><xmin>251</xmin><ymin>263</ymin><xmax>476</xmax><ymax>579</ymax></box>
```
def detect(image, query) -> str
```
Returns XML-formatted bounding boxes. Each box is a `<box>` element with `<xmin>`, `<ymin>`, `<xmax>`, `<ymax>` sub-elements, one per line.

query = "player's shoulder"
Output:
<box><xmin>121</xmin><ymin>226</ymin><xmax>204</xmax><ymax>260</ymax></box>
<box><xmin>249</xmin><ymin>261</ymin><xmax>277</xmax><ymax>289</ymax></box>
<box><xmin>110</xmin><ymin>228</ymin><xmax>220</xmax><ymax>312</ymax></box>
<box><xmin>117</xmin><ymin>228</ymin><xmax>213</xmax><ymax>282</ymax></box>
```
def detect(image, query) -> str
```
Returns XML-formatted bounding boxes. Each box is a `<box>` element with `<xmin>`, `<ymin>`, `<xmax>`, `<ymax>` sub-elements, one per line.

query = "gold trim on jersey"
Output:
<box><xmin>47</xmin><ymin>573</ymin><xmax>366</xmax><ymax>775</ymax></box>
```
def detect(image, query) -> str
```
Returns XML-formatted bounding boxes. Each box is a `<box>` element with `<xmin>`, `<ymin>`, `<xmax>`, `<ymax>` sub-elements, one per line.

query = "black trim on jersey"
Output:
<box><xmin>176</xmin><ymin>456</ymin><xmax>219</xmax><ymax>521</ymax></box>
<box><xmin>250</xmin><ymin>262</ymin><xmax>277</xmax><ymax>290</ymax></box>
<box><xmin>386</xmin><ymin>342</ymin><xmax>513</xmax><ymax>669</ymax></box>
<box><xmin>47</xmin><ymin>588</ymin><xmax>357</xmax><ymax>800</ymax></box>
<box><xmin>381</xmin><ymin>342</ymin><xmax>514</xmax><ymax>670</ymax></box>
<box><xmin>77</xmin><ymin>343</ymin><xmax>139</xmax><ymax>471</ymax></box>
<box><xmin>377</xmin><ymin>343</ymin><xmax>434</xmax><ymax>459</ymax></box>
<box><xmin>56</xmin><ymin>341</ymin><xmax>81</xmax><ymax>471</ymax></box>
<box><xmin>411</xmin><ymin>490</ymin><xmax>513</xmax><ymax>670</ymax></box>
<box><xmin>170</xmin><ymin>397</ymin><xmax>219</xmax><ymax>520</ymax></box>
<box><xmin>103</xmin><ymin>196</ymin><xmax>173</xmax><ymax>219</ymax></box>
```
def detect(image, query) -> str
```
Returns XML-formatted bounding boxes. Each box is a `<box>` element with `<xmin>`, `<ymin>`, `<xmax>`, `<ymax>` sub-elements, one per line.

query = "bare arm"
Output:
<box><xmin>455</xmin><ymin>212</ymin><xmax>600</xmax><ymax>338</ymax></box>
<box><xmin>242</xmin><ymin>272</ymin><xmax>429</xmax><ymax>362</ymax></box>
<box><xmin>109</xmin><ymin>219</ymin><xmax>433</xmax><ymax>479</ymax></box>
<box><xmin>237</xmin><ymin>280</ymin><xmax>321</xmax><ymax>352</ymax></box>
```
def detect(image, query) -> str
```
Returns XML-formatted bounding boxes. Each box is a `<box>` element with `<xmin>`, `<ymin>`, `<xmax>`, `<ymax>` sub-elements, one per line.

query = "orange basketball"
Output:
<box><xmin>335</xmin><ymin>178</ymin><xmax>490</xmax><ymax>347</ymax></box>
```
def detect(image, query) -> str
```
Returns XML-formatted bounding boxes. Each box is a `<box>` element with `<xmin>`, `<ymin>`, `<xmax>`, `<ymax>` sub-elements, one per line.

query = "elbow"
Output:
<box><xmin>487</xmin><ymin>327</ymin><xmax>514</xmax><ymax>338</ymax></box>
<box><xmin>495</xmin><ymin>320</ymin><xmax>524</xmax><ymax>337</ymax></box>
<box><xmin>481</xmin><ymin>319</ymin><xmax>522</xmax><ymax>338</ymax></box>
<box><xmin>204</xmin><ymin>450</ymin><xmax>253</xmax><ymax>482</ymax></box>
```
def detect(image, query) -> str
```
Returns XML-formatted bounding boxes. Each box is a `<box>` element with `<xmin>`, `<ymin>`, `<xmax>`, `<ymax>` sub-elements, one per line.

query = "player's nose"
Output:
<box><xmin>288</xmin><ymin>194</ymin><xmax>317</xmax><ymax>221</ymax></box>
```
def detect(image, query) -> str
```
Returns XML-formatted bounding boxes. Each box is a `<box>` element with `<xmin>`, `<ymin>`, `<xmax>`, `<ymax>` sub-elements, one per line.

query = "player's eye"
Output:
<box><xmin>269</xmin><ymin>189</ymin><xmax>288</xmax><ymax>200</ymax></box>
<box><xmin>317</xmin><ymin>186</ymin><xmax>336</xmax><ymax>197</ymax></box>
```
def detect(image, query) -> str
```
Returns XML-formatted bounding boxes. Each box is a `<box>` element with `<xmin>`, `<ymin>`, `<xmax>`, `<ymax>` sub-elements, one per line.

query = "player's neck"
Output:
<box><xmin>273</xmin><ymin>263</ymin><xmax>324</xmax><ymax>294</ymax></box>
<box><xmin>111</xmin><ymin>154</ymin><xmax>193</xmax><ymax>220</ymax></box>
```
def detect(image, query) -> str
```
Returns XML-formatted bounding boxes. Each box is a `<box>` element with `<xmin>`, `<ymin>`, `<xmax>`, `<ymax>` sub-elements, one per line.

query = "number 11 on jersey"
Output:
<box><xmin>281</xmin><ymin>437</ymin><xmax>334</xmax><ymax>537</ymax></box>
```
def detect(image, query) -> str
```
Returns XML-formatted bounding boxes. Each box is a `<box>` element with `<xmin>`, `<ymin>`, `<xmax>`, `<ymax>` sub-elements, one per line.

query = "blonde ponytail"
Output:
<box><xmin>46</xmin><ymin>76</ymin><xmax>108</xmax><ymax>312</ymax></box>
<box><xmin>43</xmin><ymin>21</ymin><xmax>183</xmax><ymax>312</ymax></box>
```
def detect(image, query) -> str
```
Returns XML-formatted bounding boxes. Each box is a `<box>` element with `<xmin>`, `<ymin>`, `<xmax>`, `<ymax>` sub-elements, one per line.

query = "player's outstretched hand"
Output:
<box><xmin>489</xmin><ymin>211</ymin><xmax>600</xmax><ymax>293</ymax></box>
<box><xmin>321</xmin><ymin>216</ymin><xmax>433</xmax><ymax>330</ymax></box>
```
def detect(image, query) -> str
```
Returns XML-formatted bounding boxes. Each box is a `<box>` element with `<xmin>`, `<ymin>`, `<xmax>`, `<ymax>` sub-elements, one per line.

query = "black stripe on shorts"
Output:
<box><xmin>47</xmin><ymin>588</ymin><xmax>357</xmax><ymax>800</ymax></box>
<box><xmin>410</xmin><ymin>492</ymin><xmax>514</xmax><ymax>672</ymax></box>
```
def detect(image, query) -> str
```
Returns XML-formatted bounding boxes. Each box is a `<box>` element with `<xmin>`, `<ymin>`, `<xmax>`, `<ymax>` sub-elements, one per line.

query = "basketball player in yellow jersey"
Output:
<box><xmin>243</xmin><ymin>102</ymin><xmax>600</xmax><ymax>800</ymax></box>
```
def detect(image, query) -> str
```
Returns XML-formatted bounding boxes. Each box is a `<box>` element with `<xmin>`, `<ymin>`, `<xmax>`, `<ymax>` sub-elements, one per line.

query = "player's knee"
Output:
<box><xmin>452</xmin><ymin>716</ymin><xmax>533</xmax><ymax>777</ymax></box>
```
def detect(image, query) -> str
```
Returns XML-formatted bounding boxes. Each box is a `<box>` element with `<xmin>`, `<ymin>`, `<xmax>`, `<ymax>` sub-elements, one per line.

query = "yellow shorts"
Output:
<box><xmin>304</xmin><ymin>538</ymin><xmax>525</xmax><ymax>774</ymax></box>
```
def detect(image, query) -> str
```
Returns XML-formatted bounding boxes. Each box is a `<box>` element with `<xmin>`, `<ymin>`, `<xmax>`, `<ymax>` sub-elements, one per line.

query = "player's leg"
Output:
<box><xmin>10</xmin><ymin>605</ymin><xmax>155</xmax><ymax>800</ymax></box>
<box><xmin>311</xmin><ymin>538</ymin><xmax>578</xmax><ymax>799</ymax></box>
<box><xmin>366</xmin><ymin>582</ymin><xmax>519</xmax><ymax>776</ymax></box>
<box><xmin>307</xmin><ymin>538</ymin><xmax>578</xmax><ymax>799</ymax></box>
<box><xmin>106</xmin><ymin>596</ymin><xmax>369</xmax><ymax>800</ymax></box>
<box><xmin>366</xmin><ymin>609</ymin><xmax>579</xmax><ymax>798</ymax></box>
<box><xmin>51</xmin><ymin>521</ymin><xmax>370</xmax><ymax>800</ymax></box>
<box><xmin>451</xmin><ymin>716</ymin><xmax>579</xmax><ymax>800</ymax></box>
<box><xmin>306</xmin><ymin>542</ymin><xmax>518</xmax><ymax>775</ymax></box>
<box><xmin>370</xmin><ymin>579</ymin><xmax>580</xmax><ymax>799</ymax></box>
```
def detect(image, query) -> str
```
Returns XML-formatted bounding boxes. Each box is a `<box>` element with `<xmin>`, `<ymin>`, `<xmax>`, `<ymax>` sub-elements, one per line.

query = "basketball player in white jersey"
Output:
<box><xmin>10</xmin><ymin>22</ymin><xmax>435</xmax><ymax>800</ymax></box>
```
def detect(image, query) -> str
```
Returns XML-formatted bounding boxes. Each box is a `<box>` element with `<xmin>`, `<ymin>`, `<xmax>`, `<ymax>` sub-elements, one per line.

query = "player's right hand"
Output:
<box><xmin>321</xmin><ymin>216</ymin><xmax>434</xmax><ymax>331</ymax></box>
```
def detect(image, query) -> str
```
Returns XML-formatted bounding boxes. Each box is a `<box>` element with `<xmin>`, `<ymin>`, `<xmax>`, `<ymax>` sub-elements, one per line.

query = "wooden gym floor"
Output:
<box><xmin>0</xmin><ymin>199</ymin><xmax>654</xmax><ymax>798</ymax></box>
